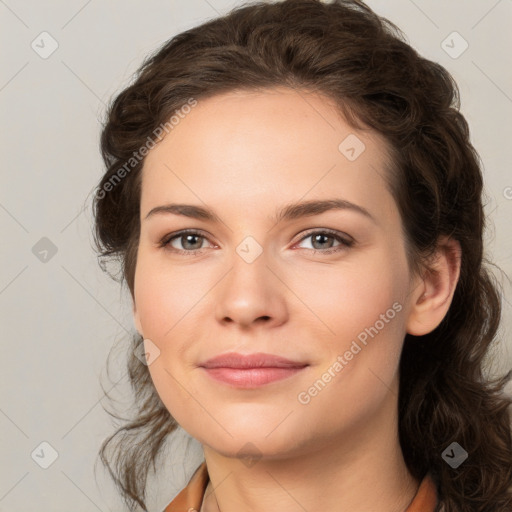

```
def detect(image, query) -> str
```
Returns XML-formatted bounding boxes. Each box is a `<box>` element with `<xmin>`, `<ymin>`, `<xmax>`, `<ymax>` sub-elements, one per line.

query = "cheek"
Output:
<box><xmin>133</xmin><ymin>255</ymin><xmax>212</xmax><ymax>421</ymax></box>
<box><xmin>297</xmin><ymin>256</ymin><xmax>406</xmax><ymax>348</ymax></box>
<box><xmin>133</xmin><ymin>255</ymin><xmax>206</xmax><ymax>340</ymax></box>
<box><xmin>294</xmin><ymin>255</ymin><xmax>407</xmax><ymax>408</ymax></box>
<box><xmin>283</xmin><ymin>273</ymin><xmax>406</xmax><ymax>450</ymax></box>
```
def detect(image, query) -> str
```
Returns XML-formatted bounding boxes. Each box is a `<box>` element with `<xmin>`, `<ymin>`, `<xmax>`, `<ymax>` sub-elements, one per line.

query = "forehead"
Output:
<box><xmin>140</xmin><ymin>87</ymin><xmax>397</xmax><ymax>224</ymax></box>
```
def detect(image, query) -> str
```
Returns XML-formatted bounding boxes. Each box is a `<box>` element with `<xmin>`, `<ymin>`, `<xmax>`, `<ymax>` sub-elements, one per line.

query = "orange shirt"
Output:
<box><xmin>163</xmin><ymin>462</ymin><xmax>438</xmax><ymax>512</ymax></box>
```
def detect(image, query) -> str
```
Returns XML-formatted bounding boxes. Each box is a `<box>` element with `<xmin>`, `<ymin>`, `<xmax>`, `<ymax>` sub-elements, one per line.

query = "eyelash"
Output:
<box><xmin>158</xmin><ymin>228</ymin><xmax>354</xmax><ymax>256</ymax></box>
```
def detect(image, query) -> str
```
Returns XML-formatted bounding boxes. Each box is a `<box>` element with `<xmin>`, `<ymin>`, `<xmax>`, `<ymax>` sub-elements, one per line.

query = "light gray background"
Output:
<box><xmin>1</xmin><ymin>1</ymin><xmax>511</xmax><ymax>511</ymax></box>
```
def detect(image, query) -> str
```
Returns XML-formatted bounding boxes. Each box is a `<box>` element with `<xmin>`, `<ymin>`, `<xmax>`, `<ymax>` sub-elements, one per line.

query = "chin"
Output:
<box><xmin>200</xmin><ymin>425</ymin><xmax>308</xmax><ymax>462</ymax></box>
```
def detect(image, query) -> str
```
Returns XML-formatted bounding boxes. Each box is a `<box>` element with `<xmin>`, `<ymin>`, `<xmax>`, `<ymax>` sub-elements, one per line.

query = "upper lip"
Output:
<box><xmin>200</xmin><ymin>352</ymin><xmax>308</xmax><ymax>369</ymax></box>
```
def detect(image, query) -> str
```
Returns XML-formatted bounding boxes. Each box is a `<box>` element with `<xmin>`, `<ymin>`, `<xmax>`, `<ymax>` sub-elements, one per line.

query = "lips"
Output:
<box><xmin>199</xmin><ymin>352</ymin><xmax>309</xmax><ymax>388</ymax></box>
<box><xmin>200</xmin><ymin>352</ymin><xmax>308</xmax><ymax>369</ymax></box>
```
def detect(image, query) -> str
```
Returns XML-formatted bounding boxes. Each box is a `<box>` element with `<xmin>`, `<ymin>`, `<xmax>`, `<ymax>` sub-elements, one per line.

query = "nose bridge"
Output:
<box><xmin>214</xmin><ymin>236</ymin><xmax>286</xmax><ymax>327</ymax></box>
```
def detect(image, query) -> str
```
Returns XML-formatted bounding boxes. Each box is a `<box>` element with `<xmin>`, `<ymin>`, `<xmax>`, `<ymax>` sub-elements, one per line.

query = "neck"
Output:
<box><xmin>200</xmin><ymin>384</ymin><xmax>419</xmax><ymax>512</ymax></box>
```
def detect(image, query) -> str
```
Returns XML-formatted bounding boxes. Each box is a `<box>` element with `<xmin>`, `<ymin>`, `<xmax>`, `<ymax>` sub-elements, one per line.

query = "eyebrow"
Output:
<box><xmin>144</xmin><ymin>198</ymin><xmax>376</xmax><ymax>225</ymax></box>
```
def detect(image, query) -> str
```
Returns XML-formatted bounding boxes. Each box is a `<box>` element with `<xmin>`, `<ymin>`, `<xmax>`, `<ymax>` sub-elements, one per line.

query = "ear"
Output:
<box><xmin>133</xmin><ymin>302</ymin><xmax>144</xmax><ymax>337</ymax></box>
<box><xmin>406</xmin><ymin>236</ymin><xmax>461</xmax><ymax>336</ymax></box>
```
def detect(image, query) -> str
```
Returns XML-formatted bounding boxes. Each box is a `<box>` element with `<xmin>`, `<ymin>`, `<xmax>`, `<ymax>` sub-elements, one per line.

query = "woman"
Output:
<box><xmin>93</xmin><ymin>1</ymin><xmax>512</xmax><ymax>511</ymax></box>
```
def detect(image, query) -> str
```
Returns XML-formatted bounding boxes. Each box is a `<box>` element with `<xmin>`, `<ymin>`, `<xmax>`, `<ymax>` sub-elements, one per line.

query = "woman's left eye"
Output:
<box><xmin>294</xmin><ymin>230</ymin><xmax>354</xmax><ymax>254</ymax></box>
<box><xmin>159</xmin><ymin>229</ymin><xmax>354</xmax><ymax>255</ymax></box>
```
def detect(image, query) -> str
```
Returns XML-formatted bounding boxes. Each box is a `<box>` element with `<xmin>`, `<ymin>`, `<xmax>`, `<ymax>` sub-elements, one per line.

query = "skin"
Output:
<box><xmin>132</xmin><ymin>86</ymin><xmax>461</xmax><ymax>512</ymax></box>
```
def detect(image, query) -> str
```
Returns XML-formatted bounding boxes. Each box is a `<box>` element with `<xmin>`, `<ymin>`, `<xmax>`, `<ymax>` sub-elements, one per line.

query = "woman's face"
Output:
<box><xmin>133</xmin><ymin>87</ymin><xmax>422</xmax><ymax>460</ymax></box>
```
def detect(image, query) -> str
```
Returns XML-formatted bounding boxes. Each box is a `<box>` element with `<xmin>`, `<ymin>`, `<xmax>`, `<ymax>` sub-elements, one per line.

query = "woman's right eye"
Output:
<box><xmin>159</xmin><ymin>230</ymin><xmax>213</xmax><ymax>255</ymax></box>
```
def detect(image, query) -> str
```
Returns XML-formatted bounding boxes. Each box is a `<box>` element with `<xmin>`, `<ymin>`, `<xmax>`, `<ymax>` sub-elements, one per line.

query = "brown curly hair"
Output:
<box><xmin>92</xmin><ymin>1</ymin><xmax>512</xmax><ymax>510</ymax></box>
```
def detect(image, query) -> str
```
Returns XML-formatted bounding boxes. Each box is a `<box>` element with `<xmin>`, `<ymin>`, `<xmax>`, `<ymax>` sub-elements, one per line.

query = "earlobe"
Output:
<box><xmin>406</xmin><ymin>236</ymin><xmax>461</xmax><ymax>336</ymax></box>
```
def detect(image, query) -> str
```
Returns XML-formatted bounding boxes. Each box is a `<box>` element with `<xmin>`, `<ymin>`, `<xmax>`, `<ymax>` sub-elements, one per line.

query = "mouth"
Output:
<box><xmin>200</xmin><ymin>366</ymin><xmax>308</xmax><ymax>388</ymax></box>
<box><xmin>199</xmin><ymin>352</ymin><xmax>309</xmax><ymax>388</ymax></box>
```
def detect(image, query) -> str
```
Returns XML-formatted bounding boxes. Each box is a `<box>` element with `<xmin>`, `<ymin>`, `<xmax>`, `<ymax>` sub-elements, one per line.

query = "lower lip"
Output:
<box><xmin>201</xmin><ymin>367</ymin><xmax>307</xmax><ymax>388</ymax></box>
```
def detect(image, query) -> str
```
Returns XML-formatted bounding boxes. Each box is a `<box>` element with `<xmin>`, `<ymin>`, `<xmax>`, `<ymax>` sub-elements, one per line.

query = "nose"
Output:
<box><xmin>214</xmin><ymin>249</ymin><xmax>288</xmax><ymax>330</ymax></box>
